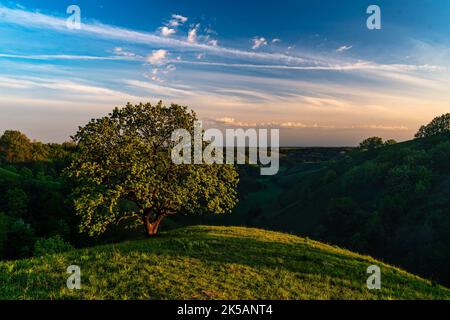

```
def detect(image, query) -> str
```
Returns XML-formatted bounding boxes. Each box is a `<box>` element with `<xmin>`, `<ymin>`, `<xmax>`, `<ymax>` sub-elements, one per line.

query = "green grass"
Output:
<box><xmin>0</xmin><ymin>226</ymin><xmax>449</xmax><ymax>300</ymax></box>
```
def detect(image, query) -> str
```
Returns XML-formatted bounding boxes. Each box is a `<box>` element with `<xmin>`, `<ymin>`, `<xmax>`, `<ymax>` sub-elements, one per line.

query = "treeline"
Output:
<box><xmin>0</xmin><ymin>130</ymin><xmax>77</xmax><ymax>259</ymax></box>
<box><xmin>314</xmin><ymin>133</ymin><xmax>450</xmax><ymax>285</ymax></box>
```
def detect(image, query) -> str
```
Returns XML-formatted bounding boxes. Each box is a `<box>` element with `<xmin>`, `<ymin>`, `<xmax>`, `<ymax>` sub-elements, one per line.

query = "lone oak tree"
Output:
<box><xmin>65</xmin><ymin>102</ymin><xmax>239</xmax><ymax>237</ymax></box>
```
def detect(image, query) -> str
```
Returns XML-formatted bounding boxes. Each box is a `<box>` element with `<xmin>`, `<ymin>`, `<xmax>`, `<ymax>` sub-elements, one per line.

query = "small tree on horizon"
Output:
<box><xmin>358</xmin><ymin>137</ymin><xmax>384</xmax><ymax>151</ymax></box>
<box><xmin>65</xmin><ymin>102</ymin><xmax>239</xmax><ymax>237</ymax></box>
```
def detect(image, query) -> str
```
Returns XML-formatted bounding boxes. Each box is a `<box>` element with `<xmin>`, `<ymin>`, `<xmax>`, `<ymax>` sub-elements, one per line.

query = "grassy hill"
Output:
<box><xmin>173</xmin><ymin>134</ymin><xmax>450</xmax><ymax>286</ymax></box>
<box><xmin>0</xmin><ymin>226</ymin><xmax>448</xmax><ymax>300</ymax></box>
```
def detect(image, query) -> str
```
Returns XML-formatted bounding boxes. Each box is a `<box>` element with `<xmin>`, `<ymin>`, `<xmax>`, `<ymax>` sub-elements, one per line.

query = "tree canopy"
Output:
<box><xmin>65</xmin><ymin>102</ymin><xmax>239</xmax><ymax>236</ymax></box>
<box><xmin>0</xmin><ymin>130</ymin><xmax>32</xmax><ymax>163</ymax></box>
<box><xmin>415</xmin><ymin>113</ymin><xmax>450</xmax><ymax>138</ymax></box>
<box><xmin>358</xmin><ymin>137</ymin><xmax>384</xmax><ymax>150</ymax></box>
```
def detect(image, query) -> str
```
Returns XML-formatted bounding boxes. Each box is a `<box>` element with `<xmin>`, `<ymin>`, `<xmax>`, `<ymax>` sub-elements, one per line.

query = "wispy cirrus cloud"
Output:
<box><xmin>113</xmin><ymin>47</ymin><xmax>138</xmax><ymax>57</ymax></box>
<box><xmin>1</xmin><ymin>4</ymin><xmax>446</xmax><ymax>79</ymax></box>
<box><xmin>0</xmin><ymin>6</ymin><xmax>315</xmax><ymax>66</ymax></box>
<box><xmin>212</xmin><ymin>117</ymin><xmax>409</xmax><ymax>131</ymax></box>
<box><xmin>336</xmin><ymin>45</ymin><xmax>352</xmax><ymax>52</ymax></box>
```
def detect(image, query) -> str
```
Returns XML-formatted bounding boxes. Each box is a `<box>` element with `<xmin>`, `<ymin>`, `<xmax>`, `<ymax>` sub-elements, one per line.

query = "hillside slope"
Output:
<box><xmin>177</xmin><ymin>134</ymin><xmax>450</xmax><ymax>286</ymax></box>
<box><xmin>0</xmin><ymin>226</ymin><xmax>448</xmax><ymax>300</ymax></box>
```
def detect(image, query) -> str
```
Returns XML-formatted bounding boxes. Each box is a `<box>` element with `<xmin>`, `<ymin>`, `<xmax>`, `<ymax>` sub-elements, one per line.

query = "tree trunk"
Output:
<box><xmin>143</xmin><ymin>212</ymin><xmax>165</xmax><ymax>237</ymax></box>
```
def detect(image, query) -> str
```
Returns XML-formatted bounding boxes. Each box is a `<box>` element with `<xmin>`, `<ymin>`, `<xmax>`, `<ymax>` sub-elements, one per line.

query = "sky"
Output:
<box><xmin>0</xmin><ymin>0</ymin><xmax>449</xmax><ymax>146</ymax></box>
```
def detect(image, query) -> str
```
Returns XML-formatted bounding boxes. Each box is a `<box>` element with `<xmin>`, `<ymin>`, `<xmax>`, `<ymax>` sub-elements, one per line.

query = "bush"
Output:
<box><xmin>4</xmin><ymin>219</ymin><xmax>35</xmax><ymax>259</ymax></box>
<box><xmin>34</xmin><ymin>235</ymin><xmax>74</xmax><ymax>256</ymax></box>
<box><xmin>19</xmin><ymin>167</ymin><xmax>33</xmax><ymax>180</ymax></box>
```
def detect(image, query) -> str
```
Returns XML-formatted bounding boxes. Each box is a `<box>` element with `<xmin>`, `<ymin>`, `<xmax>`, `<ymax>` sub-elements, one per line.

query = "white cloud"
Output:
<box><xmin>113</xmin><ymin>47</ymin><xmax>136</xmax><ymax>57</ymax></box>
<box><xmin>160</xmin><ymin>26</ymin><xmax>176</xmax><ymax>37</ymax></box>
<box><xmin>169</xmin><ymin>14</ymin><xmax>188</xmax><ymax>26</ymax></box>
<box><xmin>252</xmin><ymin>37</ymin><xmax>268</xmax><ymax>50</ymax></box>
<box><xmin>174</xmin><ymin>59</ymin><xmax>445</xmax><ymax>74</ymax></box>
<box><xmin>147</xmin><ymin>49</ymin><xmax>168</xmax><ymax>65</ymax></box>
<box><xmin>125</xmin><ymin>79</ymin><xmax>195</xmax><ymax>97</ymax></box>
<box><xmin>208</xmin><ymin>39</ymin><xmax>218</xmax><ymax>47</ymax></box>
<box><xmin>159</xmin><ymin>14</ymin><xmax>186</xmax><ymax>37</ymax></box>
<box><xmin>165</xmin><ymin>64</ymin><xmax>176</xmax><ymax>72</ymax></box>
<box><xmin>271</xmin><ymin>38</ymin><xmax>281</xmax><ymax>43</ymax></box>
<box><xmin>336</xmin><ymin>45</ymin><xmax>353</xmax><ymax>53</ymax></box>
<box><xmin>187</xmin><ymin>25</ymin><xmax>199</xmax><ymax>43</ymax></box>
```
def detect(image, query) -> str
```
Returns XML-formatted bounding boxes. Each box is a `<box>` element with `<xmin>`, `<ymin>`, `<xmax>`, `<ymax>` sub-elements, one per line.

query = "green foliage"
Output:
<box><xmin>359</xmin><ymin>137</ymin><xmax>384</xmax><ymax>150</ymax></box>
<box><xmin>0</xmin><ymin>157</ymin><xmax>75</xmax><ymax>261</ymax></box>
<box><xmin>385</xmin><ymin>165</ymin><xmax>432</xmax><ymax>199</ymax></box>
<box><xmin>0</xmin><ymin>130</ymin><xmax>33</xmax><ymax>163</ymax></box>
<box><xmin>323</xmin><ymin>198</ymin><xmax>369</xmax><ymax>249</ymax></box>
<box><xmin>4</xmin><ymin>219</ymin><xmax>35</xmax><ymax>259</ymax></box>
<box><xmin>384</xmin><ymin>139</ymin><xmax>397</xmax><ymax>146</ymax></box>
<box><xmin>0</xmin><ymin>226</ymin><xmax>448</xmax><ymax>300</ymax></box>
<box><xmin>65</xmin><ymin>102</ymin><xmax>239</xmax><ymax>236</ymax></box>
<box><xmin>19</xmin><ymin>167</ymin><xmax>33</xmax><ymax>179</ymax></box>
<box><xmin>34</xmin><ymin>235</ymin><xmax>74</xmax><ymax>257</ymax></box>
<box><xmin>342</xmin><ymin>160</ymin><xmax>385</xmax><ymax>190</ymax></box>
<box><xmin>415</xmin><ymin>113</ymin><xmax>450</xmax><ymax>138</ymax></box>
<box><xmin>430</xmin><ymin>141</ymin><xmax>450</xmax><ymax>172</ymax></box>
<box><xmin>4</xmin><ymin>188</ymin><xmax>28</xmax><ymax>218</ymax></box>
<box><xmin>0</xmin><ymin>130</ymin><xmax>74</xmax><ymax>166</ymax></box>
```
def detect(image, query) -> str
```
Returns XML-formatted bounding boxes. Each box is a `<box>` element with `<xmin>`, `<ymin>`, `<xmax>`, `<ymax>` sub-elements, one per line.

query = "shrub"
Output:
<box><xmin>34</xmin><ymin>235</ymin><xmax>74</xmax><ymax>256</ymax></box>
<box><xmin>4</xmin><ymin>219</ymin><xmax>35</xmax><ymax>259</ymax></box>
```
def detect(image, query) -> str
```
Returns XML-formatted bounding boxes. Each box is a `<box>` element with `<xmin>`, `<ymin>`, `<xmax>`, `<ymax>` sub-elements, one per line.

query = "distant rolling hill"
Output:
<box><xmin>171</xmin><ymin>134</ymin><xmax>450</xmax><ymax>287</ymax></box>
<box><xmin>0</xmin><ymin>226</ymin><xmax>448</xmax><ymax>300</ymax></box>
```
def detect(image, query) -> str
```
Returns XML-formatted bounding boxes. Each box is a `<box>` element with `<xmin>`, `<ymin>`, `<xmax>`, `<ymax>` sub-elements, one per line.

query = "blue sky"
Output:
<box><xmin>0</xmin><ymin>0</ymin><xmax>449</xmax><ymax>145</ymax></box>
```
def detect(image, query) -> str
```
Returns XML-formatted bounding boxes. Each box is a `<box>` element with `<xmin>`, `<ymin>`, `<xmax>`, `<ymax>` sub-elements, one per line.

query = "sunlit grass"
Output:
<box><xmin>0</xmin><ymin>226</ymin><xmax>448</xmax><ymax>300</ymax></box>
